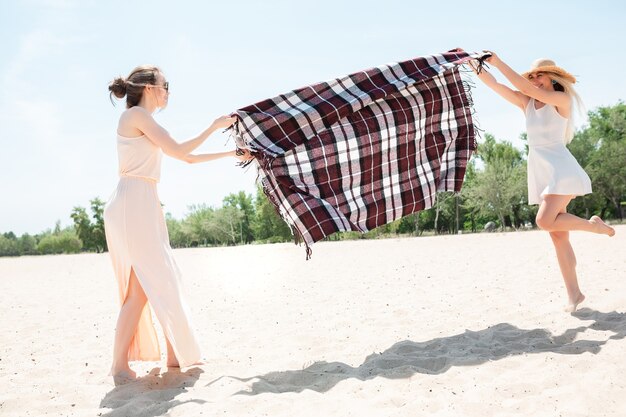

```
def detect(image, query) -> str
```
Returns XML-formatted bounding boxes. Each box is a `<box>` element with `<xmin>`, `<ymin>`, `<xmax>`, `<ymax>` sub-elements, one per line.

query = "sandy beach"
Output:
<box><xmin>1</xmin><ymin>226</ymin><xmax>624</xmax><ymax>417</ymax></box>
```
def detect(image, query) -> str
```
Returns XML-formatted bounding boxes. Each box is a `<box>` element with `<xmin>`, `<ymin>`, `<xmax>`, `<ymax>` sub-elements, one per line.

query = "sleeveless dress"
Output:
<box><xmin>525</xmin><ymin>98</ymin><xmax>592</xmax><ymax>205</ymax></box>
<box><xmin>103</xmin><ymin>134</ymin><xmax>201</xmax><ymax>367</ymax></box>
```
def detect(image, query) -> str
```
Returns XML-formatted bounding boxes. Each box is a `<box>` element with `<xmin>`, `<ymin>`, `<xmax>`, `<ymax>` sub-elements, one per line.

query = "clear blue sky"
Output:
<box><xmin>1</xmin><ymin>0</ymin><xmax>625</xmax><ymax>235</ymax></box>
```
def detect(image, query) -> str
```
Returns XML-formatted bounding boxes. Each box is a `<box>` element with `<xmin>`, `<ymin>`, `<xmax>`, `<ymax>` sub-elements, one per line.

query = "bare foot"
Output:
<box><xmin>112</xmin><ymin>368</ymin><xmax>136</xmax><ymax>386</ymax></box>
<box><xmin>168</xmin><ymin>359</ymin><xmax>207</xmax><ymax>369</ymax></box>
<box><xmin>565</xmin><ymin>293</ymin><xmax>585</xmax><ymax>313</ymax></box>
<box><xmin>166</xmin><ymin>359</ymin><xmax>180</xmax><ymax>368</ymax></box>
<box><xmin>590</xmin><ymin>216</ymin><xmax>616</xmax><ymax>237</ymax></box>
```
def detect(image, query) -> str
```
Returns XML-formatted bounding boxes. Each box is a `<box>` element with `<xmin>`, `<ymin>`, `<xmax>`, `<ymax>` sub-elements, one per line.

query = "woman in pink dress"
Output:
<box><xmin>106</xmin><ymin>65</ymin><xmax>250</xmax><ymax>383</ymax></box>
<box><xmin>472</xmin><ymin>53</ymin><xmax>615</xmax><ymax>312</ymax></box>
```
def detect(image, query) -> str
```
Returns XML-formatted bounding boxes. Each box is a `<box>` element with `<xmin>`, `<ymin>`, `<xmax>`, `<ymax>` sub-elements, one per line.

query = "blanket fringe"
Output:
<box><xmin>461</xmin><ymin>83</ymin><xmax>480</xmax><ymax>151</ymax></box>
<box><xmin>459</xmin><ymin>67</ymin><xmax>485</xmax><ymax>149</ymax></box>
<box><xmin>258</xmin><ymin>157</ymin><xmax>313</xmax><ymax>260</ymax></box>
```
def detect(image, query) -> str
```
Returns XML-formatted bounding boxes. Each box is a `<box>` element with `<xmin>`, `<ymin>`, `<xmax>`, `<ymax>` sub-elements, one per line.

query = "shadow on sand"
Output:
<box><xmin>100</xmin><ymin>366</ymin><xmax>204</xmax><ymax>417</ymax></box>
<box><xmin>213</xmin><ymin>309</ymin><xmax>625</xmax><ymax>395</ymax></box>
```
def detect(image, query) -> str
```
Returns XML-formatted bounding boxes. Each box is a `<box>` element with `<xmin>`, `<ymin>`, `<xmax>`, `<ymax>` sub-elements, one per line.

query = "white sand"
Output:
<box><xmin>1</xmin><ymin>226</ymin><xmax>625</xmax><ymax>417</ymax></box>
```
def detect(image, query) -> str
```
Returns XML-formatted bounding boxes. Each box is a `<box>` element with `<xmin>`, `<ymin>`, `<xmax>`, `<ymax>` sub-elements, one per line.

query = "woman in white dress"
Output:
<box><xmin>106</xmin><ymin>65</ymin><xmax>250</xmax><ymax>383</ymax></box>
<box><xmin>472</xmin><ymin>53</ymin><xmax>615</xmax><ymax>312</ymax></box>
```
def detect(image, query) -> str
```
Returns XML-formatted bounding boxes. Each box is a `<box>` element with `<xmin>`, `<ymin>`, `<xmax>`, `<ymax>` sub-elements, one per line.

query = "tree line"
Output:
<box><xmin>1</xmin><ymin>102</ymin><xmax>624</xmax><ymax>257</ymax></box>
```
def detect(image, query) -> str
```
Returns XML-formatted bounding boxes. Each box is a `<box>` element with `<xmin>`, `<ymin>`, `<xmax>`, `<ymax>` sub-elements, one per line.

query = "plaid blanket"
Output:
<box><xmin>232</xmin><ymin>50</ymin><xmax>487</xmax><ymax>257</ymax></box>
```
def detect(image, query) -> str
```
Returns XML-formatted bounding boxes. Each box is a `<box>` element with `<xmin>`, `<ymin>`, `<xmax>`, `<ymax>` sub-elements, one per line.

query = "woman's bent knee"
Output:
<box><xmin>535</xmin><ymin>215</ymin><xmax>552</xmax><ymax>231</ymax></box>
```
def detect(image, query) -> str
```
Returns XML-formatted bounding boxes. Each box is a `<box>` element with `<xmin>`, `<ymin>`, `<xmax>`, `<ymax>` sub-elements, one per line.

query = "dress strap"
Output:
<box><xmin>525</xmin><ymin>98</ymin><xmax>535</xmax><ymax>115</ymax></box>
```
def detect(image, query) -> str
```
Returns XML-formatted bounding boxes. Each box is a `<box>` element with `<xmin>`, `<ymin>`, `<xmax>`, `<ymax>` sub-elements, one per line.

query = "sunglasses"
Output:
<box><xmin>148</xmin><ymin>81</ymin><xmax>169</xmax><ymax>92</ymax></box>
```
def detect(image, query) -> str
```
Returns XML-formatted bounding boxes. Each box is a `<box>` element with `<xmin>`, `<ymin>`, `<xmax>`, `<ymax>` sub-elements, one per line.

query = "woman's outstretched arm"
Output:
<box><xmin>182</xmin><ymin>149</ymin><xmax>253</xmax><ymax>164</ymax></box>
<box><xmin>471</xmin><ymin>59</ymin><xmax>528</xmax><ymax>111</ymax></box>
<box><xmin>485</xmin><ymin>52</ymin><xmax>570</xmax><ymax>110</ymax></box>
<box><xmin>123</xmin><ymin>108</ymin><xmax>236</xmax><ymax>160</ymax></box>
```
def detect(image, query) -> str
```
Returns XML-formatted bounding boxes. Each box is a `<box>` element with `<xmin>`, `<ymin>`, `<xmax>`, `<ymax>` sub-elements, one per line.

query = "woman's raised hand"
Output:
<box><xmin>483</xmin><ymin>50</ymin><xmax>501</xmax><ymax>66</ymax></box>
<box><xmin>235</xmin><ymin>148</ymin><xmax>254</xmax><ymax>162</ymax></box>
<box><xmin>211</xmin><ymin>115</ymin><xmax>237</xmax><ymax>130</ymax></box>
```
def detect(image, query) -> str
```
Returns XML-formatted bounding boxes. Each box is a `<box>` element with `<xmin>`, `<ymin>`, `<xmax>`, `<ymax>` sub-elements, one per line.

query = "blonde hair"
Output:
<box><xmin>547</xmin><ymin>73</ymin><xmax>585</xmax><ymax>144</ymax></box>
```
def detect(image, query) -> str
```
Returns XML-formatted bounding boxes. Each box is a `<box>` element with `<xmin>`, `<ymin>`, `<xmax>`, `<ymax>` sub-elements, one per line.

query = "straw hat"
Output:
<box><xmin>522</xmin><ymin>58</ymin><xmax>576</xmax><ymax>84</ymax></box>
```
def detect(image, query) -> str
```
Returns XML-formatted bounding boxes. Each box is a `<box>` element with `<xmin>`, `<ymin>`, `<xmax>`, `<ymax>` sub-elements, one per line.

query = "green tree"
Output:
<box><xmin>71</xmin><ymin>207</ymin><xmax>94</xmax><ymax>250</ymax></box>
<box><xmin>478</xmin><ymin>133</ymin><xmax>524</xmax><ymax>165</ymax></box>
<box><xmin>0</xmin><ymin>233</ymin><xmax>20</xmax><ymax>257</ymax></box>
<box><xmin>223</xmin><ymin>191</ymin><xmax>255</xmax><ymax>243</ymax></box>
<box><xmin>568</xmin><ymin>129</ymin><xmax>604</xmax><ymax>219</ymax></box>
<box><xmin>166</xmin><ymin>213</ymin><xmax>191</xmax><ymax>248</ymax></box>
<box><xmin>396</xmin><ymin>213</ymin><xmax>419</xmax><ymax>235</ymax></box>
<box><xmin>182</xmin><ymin>204</ymin><xmax>216</xmax><ymax>246</ymax></box>
<box><xmin>433</xmin><ymin>191</ymin><xmax>457</xmax><ymax>234</ymax></box>
<box><xmin>588</xmin><ymin>140</ymin><xmax>626</xmax><ymax>219</ymax></box>
<box><xmin>70</xmin><ymin>198</ymin><xmax>107</xmax><ymax>252</ymax></box>
<box><xmin>252</xmin><ymin>186</ymin><xmax>292</xmax><ymax>242</ymax></box>
<box><xmin>209</xmin><ymin>205</ymin><xmax>245</xmax><ymax>245</ymax></box>
<box><xmin>90</xmin><ymin>198</ymin><xmax>107</xmax><ymax>252</ymax></box>
<box><xmin>464</xmin><ymin>134</ymin><xmax>527</xmax><ymax>230</ymax></box>
<box><xmin>37</xmin><ymin>230</ymin><xmax>82</xmax><ymax>254</ymax></box>
<box><xmin>460</xmin><ymin>161</ymin><xmax>489</xmax><ymax>232</ymax></box>
<box><xmin>18</xmin><ymin>234</ymin><xmax>37</xmax><ymax>255</ymax></box>
<box><xmin>560</xmin><ymin>103</ymin><xmax>626</xmax><ymax>220</ymax></box>
<box><xmin>54</xmin><ymin>220</ymin><xmax>62</xmax><ymax>235</ymax></box>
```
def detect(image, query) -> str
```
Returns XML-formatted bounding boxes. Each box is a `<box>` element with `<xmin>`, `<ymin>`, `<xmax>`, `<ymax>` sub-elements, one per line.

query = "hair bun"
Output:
<box><xmin>108</xmin><ymin>77</ymin><xmax>127</xmax><ymax>99</ymax></box>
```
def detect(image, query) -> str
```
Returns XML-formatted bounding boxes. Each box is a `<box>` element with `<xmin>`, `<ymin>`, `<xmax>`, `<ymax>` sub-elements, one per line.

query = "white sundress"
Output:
<box><xmin>525</xmin><ymin>98</ymin><xmax>592</xmax><ymax>205</ymax></box>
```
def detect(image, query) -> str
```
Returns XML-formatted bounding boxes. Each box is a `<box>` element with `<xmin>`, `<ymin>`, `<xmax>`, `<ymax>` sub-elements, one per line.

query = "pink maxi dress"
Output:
<box><xmin>104</xmin><ymin>133</ymin><xmax>201</xmax><ymax>367</ymax></box>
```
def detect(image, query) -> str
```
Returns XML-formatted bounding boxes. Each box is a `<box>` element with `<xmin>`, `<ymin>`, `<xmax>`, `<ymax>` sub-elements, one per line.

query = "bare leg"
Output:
<box><xmin>537</xmin><ymin>196</ymin><xmax>586</xmax><ymax>311</ymax></box>
<box><xmin>536</xmin><ymin>195</ymin><xmax>615</xmax><ymax>236</ymax></box>
<box><xmin>166</xmin><ymin>337</ymin><xmax>206</xmax><ymax>367</ymax></box>
<box><xmin>111</xmin><ymin>269</ymin><xmax>148</xmax><ymax>380</ymax></box>
<box><xmin>549</xmin><ymin>230</ymin><xmax>585</xmax><ymax>312</ymax></box>
<box><xmin>166</xmin><ymin>337</ymin><xmax>180</xmax><ymax>368</ymax></box>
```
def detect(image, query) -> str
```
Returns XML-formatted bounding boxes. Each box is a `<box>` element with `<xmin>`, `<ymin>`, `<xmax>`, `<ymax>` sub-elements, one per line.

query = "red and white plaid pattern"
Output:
<box><xmin>232</xmin><ymin>50</ymin><xmax>486</xmax><ymax>256</ymax></box>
